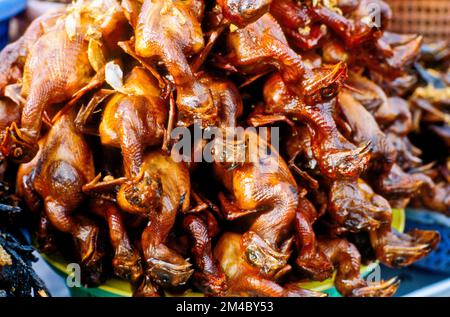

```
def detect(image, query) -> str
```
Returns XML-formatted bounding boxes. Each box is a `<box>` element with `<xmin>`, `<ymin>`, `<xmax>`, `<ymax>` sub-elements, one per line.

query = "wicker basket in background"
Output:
<box><xmin>387</xmin><ymin>0</ymin><xmax>450</xmax><ymax>42</ymax></box>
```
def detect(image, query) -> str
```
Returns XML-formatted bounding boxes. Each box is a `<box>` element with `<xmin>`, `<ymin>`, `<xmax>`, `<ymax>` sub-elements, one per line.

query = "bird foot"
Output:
<box><xmin>242</xmin><ymin>231</ymin><xmax>290</xmax><ymax>276</ymax></box>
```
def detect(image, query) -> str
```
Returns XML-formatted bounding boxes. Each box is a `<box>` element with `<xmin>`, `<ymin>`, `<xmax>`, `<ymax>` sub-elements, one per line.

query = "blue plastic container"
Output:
<box><xmin>0</xmin><ymin>0</ymin><xmax>27</xmax><ymax>49</ymax></box>
<box><xmin>405</xmin><ymin>209</ymin><xmax>450</xmax><ymax>275</ymax></box>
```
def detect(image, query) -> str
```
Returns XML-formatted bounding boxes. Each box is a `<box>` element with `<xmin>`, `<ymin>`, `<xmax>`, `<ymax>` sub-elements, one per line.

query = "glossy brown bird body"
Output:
<box><xmin>328</xmin><ymin>178</ymin><xmax>388</xmax><ymax>233</ymax></box>
<box><xmin>329</xmin><ymin>177</ymin><xmax>440</xmax><ymax>268</ymax></box>
<box><xmin>197</xmin><ymin>70</ymin><xmax>299</xmax><ymax>284</ymax></box>
<box><xmin>226</xmin><ymin>13</ymin><xmax>313</xmax><ymax>97</ymax></box>
<box><xmin>360</xmin><ymin>33</ymin><xmax>423</xmax><ymax>79</ymax></box>
<box><xmin>100</xmin><ymin>66</ymin><xmax>167</xmax><ymax>178</ymax></box>
<box><xmin>337</xmin><ymin>91</ymin><xmax>431</xmax><ymax>207</ymax></box>
<box><xmin>416</xmin><ymin>182</ymin><xmax>450</xmax><ymax>215</ymax></box>
<box><xmin>197</xmin><ymin>72</ymin><xmax>243</xmax><ymax>129</ymax></box>
<box><xmin>0</xmin><ymin>9</ymin><xmax>63</xmax><ymax>93</ymax></box>
<box><xmin>21</xmin><ymin>26</ymin><xmax>92</xmax><ymax>138</ymax></box>
<box><xmin>338</xmin><ymin>91</ymin><xmax>397</xmax><ymax>173</ymax></box>
<box><xmin>262</xmin><ymin>71</ymin><xmax>371</xmax><ymax>180</ymax></box>
<box><xmin>133</xmin><ymin>151</ymin><xmax>193</xmax><ymax>296</ymax></box>
<box><xmin>311</xmin><ymin>0</ymin><xmax>392</xmax><ymax>48</ymax></box>
<box><xmin>134</xmin><ymin>0</ymin><xmax>216</xmax><ymax>126</ymax></box>
<box><xmin>214</xmin><ymin>129</ymin><xmax>298</xmax><ymax>276</ymax></box>
<box><xmin>317</xmin><ymin>237</ymin><xmax>399</xmax><ymax>296</ymax></box>
<box><xmin>285</xmin><ymin>127</ymin><xmax>439</xmax><ymax>268</ymax></box>
<box><xmin>1</xmin><ymin>0</ymin><xmax>127</xmax><ymax>164</ymax></box>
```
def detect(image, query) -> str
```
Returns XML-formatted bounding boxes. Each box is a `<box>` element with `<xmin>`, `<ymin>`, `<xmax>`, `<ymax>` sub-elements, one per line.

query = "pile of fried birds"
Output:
<box><xmin>0</xmin><ymin>0</ymin><xmax>448</xmax><ymax>297</ymax></box>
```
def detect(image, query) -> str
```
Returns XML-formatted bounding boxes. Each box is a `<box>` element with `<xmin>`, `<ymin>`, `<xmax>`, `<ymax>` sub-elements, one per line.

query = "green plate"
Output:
<box><xmin>43</xmin><ymin>209</ymin><xmax>405</xmax><ymax>297</ymax></box>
